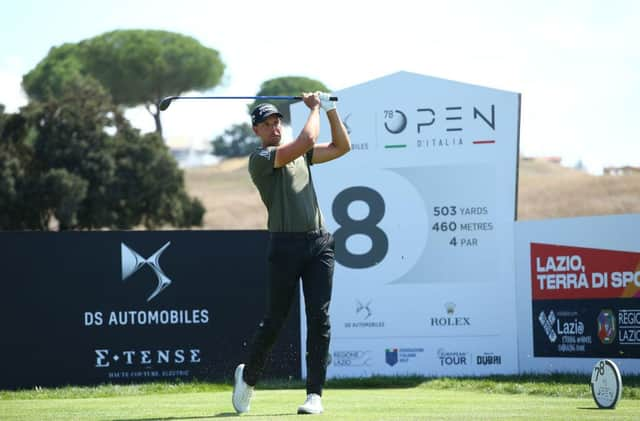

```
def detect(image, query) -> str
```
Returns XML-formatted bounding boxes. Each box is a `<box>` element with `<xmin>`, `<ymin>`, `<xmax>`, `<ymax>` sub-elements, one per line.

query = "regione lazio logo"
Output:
<box><xmin>597</xmin><ymin>309</ymin><xmax>617</xmax><ymax>345</ymax></box>
<box><xmin>121</xmin><ymin>242</ymin><xmax>172</xmax><ymax>302</ymax></box>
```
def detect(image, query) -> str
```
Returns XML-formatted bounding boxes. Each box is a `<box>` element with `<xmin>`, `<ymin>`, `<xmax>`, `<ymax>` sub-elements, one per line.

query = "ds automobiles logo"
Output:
<box><xmin>121</xmin><ymin>242</ymin><xmax>172</xmax><ymax>302</ymax></box>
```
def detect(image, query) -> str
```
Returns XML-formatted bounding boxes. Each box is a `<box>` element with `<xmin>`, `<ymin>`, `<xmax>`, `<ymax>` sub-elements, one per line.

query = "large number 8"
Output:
<box><xmin>332</xmin><ymin>186</ymin><xmax>389</xmax><ymax>268</ymax></box>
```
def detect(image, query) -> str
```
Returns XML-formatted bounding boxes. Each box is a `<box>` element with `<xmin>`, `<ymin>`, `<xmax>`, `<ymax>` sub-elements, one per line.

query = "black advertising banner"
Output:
<box><xmin>0</xmin><ymin>231</ymin><xmax>301</xmax><ymax>389</ymax></box>
<box><xmin>532</xmin><ymin>299</ymin><xmax>640</xmax><ymax>358</ymax></box>
<box><xmin>531</xmin><ymin>242</ymin><xmax>640</xmax><ymax>358</ymax></box>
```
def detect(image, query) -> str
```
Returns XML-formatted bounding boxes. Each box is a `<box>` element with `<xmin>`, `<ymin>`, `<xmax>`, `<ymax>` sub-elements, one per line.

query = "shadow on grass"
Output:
<box><xmin>113</xmin><ymin>417</ymin><xmax>221</xmax><ymax>421</ymax></box>
<box><xmin>113</xmin><ymin>413</ymin><xmax>297</xmax><ymax>420</ymax></box>
<box><xmin>211</xmin><ymin>413</ymin><xmax>297</xmax><ymax>418</ymax></box>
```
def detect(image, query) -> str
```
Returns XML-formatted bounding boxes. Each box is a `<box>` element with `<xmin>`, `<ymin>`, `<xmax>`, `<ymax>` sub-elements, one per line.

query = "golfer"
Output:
<box><xmin>232</xmin><ymin>92</ymin><xmax>351</xmax><ymax>415</ymax></box>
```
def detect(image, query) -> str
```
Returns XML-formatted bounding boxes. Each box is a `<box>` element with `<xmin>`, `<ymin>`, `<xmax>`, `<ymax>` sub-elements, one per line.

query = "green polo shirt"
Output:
<box><xmin>249</xmin><ymin>147</ymin><xmax>324</xmax><ymax>232</ymax></box>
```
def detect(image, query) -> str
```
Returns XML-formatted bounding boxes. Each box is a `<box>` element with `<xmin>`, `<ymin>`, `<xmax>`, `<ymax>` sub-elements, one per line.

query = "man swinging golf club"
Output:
<box><xmin>232</xmin><ymin>92</ymin><xmax>351</xmax><ymax>415</ymax></box>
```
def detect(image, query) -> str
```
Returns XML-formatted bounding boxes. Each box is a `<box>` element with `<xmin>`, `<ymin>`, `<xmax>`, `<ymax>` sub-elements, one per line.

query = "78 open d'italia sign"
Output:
<box><xmin>291</xmin><ymin>71</ymin><xmax>521</xmax><ymax>377</ymax></box>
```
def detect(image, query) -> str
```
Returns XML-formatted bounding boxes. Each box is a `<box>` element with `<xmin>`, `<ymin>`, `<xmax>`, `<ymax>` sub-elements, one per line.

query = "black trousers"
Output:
<box><xmin>243</xmin><ymin>229</ymin><xmax>335</xmax><ymax>396</ymax></box>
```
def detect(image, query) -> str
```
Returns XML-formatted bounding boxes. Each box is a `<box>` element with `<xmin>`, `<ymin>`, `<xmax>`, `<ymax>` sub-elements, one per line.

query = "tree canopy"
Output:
<box><xmin>1</xmin><ymin>76</ymin><xmax>204</xmax><ymax>230</ymax></box>
<box><xmin>22</xmin><ymin>30</ymin><xmax>225</xmax><ymax>137</ymax></box>
<box><xmin>7</xmin><ymin>29</ymin><xmax>335</xmax><ymax>231</ymax></box>
<box><xmin>211</xmin><ymin>123</ymin><xmax>260</xmax><ymax>157</ymax></box>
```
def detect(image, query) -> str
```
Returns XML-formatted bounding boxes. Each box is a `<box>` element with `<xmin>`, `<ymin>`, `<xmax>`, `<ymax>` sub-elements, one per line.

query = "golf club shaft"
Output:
<box><xmin>159</xmin><ymin>95</ymin><xmax>338</xmax><ymax>111</ymax></box>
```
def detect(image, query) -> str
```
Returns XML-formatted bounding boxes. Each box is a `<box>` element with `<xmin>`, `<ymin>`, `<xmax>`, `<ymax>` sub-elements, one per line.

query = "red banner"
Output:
<box><xmin>531</xmin><ymin>243</ymin><xmax>640</xmax><ymax>300</ymax></box>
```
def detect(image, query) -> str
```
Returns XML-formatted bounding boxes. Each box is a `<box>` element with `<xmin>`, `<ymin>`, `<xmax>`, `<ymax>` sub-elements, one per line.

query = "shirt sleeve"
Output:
<box><xmin>249</xmin><ymin>146</ymin><xmax>277</xmax><ymax>178</ymax></box>
<box><xmin>306</xmin><ymin>148</ymin><xmax>314</xmax><ymax>166</ymax></box>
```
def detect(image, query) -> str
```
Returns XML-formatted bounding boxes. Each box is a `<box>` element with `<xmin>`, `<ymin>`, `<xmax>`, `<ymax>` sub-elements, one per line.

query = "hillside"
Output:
<box><xmin>184</xmin><ymin>158</ymin><xmax>266</xmax><ymax>230</ymax></box>
<box><xmin>184</xmin><ymin>157</ymin><xmax>640</xmax><ymax>229</ymax></box>
<box><xmin>517</xmin><ymin>158</ymin><xmax>640</xmax><ymax>220</ymax></box>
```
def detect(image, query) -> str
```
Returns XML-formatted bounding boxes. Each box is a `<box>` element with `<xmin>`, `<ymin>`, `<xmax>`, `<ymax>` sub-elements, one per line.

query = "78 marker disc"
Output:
<box><xmin>591</xmin><ymin>359</ymin><xmax>622</xmax><ymax>409</ymax></box>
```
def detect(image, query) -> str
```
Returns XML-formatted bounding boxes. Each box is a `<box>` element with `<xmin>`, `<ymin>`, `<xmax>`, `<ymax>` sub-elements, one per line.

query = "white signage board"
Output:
<box><xmin>291</xmin><ymin>71</ymin><xmax>520</xmax><ymax>377</ymax></box>
<box><xmin>516</xmin><ymin>214</ymin><xmax>640</xmax><ymax>374</ymax></box>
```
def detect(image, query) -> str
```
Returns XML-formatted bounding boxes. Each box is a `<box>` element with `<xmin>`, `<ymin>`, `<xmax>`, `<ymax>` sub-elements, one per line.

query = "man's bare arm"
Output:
<box><xmin>274</xmin><ymin>93</ymin><xmax>321</xmax><ymax>168</ymax></box>
<box><xmin>312</xmin><ymin>96</ymin><xmax>351</xmax><ymax>164</ymax></box>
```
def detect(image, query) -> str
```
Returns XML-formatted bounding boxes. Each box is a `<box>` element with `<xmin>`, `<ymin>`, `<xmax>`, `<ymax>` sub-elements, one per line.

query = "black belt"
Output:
<box><xmin>269</xmin><ymin>228</ymin><xmax>327</xmax><ymax>238</ymax></box>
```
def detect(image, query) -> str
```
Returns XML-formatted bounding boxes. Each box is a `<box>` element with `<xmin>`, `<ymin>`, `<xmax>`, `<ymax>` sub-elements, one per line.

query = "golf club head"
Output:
<box><xmin>158</xmin><ymin>97</ymin><xmax>173</xmax><ymax>111</ymax></box>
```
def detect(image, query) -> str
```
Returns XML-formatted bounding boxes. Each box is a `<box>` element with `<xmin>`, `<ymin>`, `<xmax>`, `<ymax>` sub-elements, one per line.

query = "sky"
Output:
<box><xmin>1</xmin><ymin>0</ymin><xmax>638</xmax><ymax>174</ymax></box>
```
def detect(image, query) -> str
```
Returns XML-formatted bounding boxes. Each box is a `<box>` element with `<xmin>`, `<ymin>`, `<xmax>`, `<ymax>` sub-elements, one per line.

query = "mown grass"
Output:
<box><xmin>2</xmin><ymin>380</ymin><xmax>640</xmax><ymax>421</ymax></box>
<box><xmin>3</xmin><ymin>374</ymin><xmax>640</xmax><ymax>401</ymax></box>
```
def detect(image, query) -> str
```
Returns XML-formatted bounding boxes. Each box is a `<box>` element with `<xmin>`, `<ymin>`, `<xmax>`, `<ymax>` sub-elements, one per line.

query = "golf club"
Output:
<box><xmin>158</xmin><ymin>95</ymin><xmax>338</xmax><ymax>111</ymax></box>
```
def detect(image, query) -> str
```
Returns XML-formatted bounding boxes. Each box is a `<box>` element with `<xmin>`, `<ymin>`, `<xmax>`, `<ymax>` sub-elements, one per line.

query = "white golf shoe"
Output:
<box><xmin>232</xmin><ymin>364</ymin><xmax>253</xmax><ymax>414</ymax></box>
<box><xmin>297</xmin><ymin>393</ymin><xmax>324</xmax><ymax>414</ymax></box>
